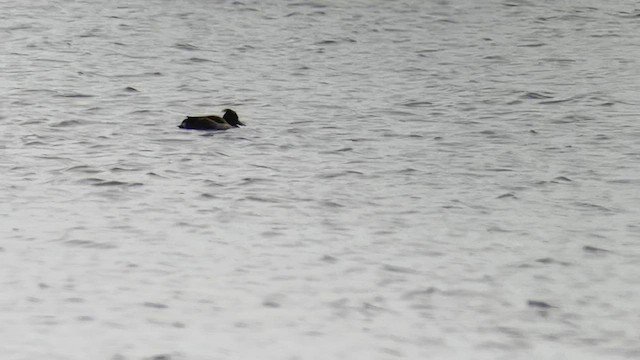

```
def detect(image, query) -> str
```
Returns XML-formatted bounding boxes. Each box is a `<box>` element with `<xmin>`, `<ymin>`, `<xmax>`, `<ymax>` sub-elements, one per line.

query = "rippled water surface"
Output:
<box><xmin>2</xmin><ymin>1</ymin><xmax>640</xmax><ymax>359</ymax></box>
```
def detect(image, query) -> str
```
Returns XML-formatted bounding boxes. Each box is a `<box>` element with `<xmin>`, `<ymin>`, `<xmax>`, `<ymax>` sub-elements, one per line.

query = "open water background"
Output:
<box><xmin>1</xmin><ymin>0</ymin><xmax>640</xmax><ymax>359</ymax></box>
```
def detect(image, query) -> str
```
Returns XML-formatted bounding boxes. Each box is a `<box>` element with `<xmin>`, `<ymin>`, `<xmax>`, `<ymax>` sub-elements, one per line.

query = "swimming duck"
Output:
<box><xmin>178</xmin><ymin>109</ymin><xmax>245</xmax><ymax>130</ymax></box>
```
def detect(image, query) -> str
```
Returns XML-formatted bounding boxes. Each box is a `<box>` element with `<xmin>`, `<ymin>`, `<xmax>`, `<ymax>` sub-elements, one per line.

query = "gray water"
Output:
<box><xmin>2</xmin><ymin>1</ymin><xmax>640</xmax><ymax>359</ymax></box>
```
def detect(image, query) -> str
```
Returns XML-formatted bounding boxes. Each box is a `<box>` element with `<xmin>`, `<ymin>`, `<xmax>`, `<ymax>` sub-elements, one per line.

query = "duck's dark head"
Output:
<box><xmin>223</xmin><ymin>109</ymin><xmax>245</xmax><ymax>127</ymax></box>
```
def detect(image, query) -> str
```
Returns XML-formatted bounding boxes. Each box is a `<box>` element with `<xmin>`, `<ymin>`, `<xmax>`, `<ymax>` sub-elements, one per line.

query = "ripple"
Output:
<box><xmin>517</xmin><ymin>43</ymin><xmax>545</xmax><ymax>47</ymax></box>
<box><xmin>173</xmin><ymin>42</ymin><xmax>200</xmax><ymax>51</ymax></box>
<box><xmin>382</xmin><ymin>264</ymin><xmax>417</xmax><ymax>274</ymax></box>
<box><xmin>520</xmin><ymin>92</ymin><xmax>554</xmax><ymax>100</ymax></box>
<box><xmin>80</xmin><ymin>178</ymin><xmax>143</xmax><ymax>187</ymax></box>
<box><xmin>402</xmin><ymin>101</ymin><xmax>433</xmax><ymax>107</ymax></box>
<box><xmin>65</xmin><ymin>165</ymin><xmax>102</xmax><ymax>174</ymax></box>
<box><xmin>552</xmin><ymin>176</ymin><xmax>572</xmax><ymax>183</ymax></box>
<box><xmin>527</xmin><ymin>300</ymin><xmax>554</xmax><ymax>309</ymax></box>
<box><xmin>319</xmin><ymin>200</ymin><xmax>344</xmax><ymax>208</ymax></box>
<box><xmin>535</xmin><ymin>258</ymin><xmax>572</xmax><ymax>266</ymax></box>
<box><xmin>314</xmin><ymin>38</ymin><xmax>356</xmax><ymax>45</ymax></box>
<box><xmin>53</xmin><ymin>92</ymin><xmax>94</xmax><ymax>98</ymax></box>
<box><xmin>64</xmin><ymin>240</ymin><xmax>117</xmax><ymax>249</ymax></box>
<box><xmin>244</xmin><ymin>195</ymin><xmax>281</xmax><ymax>203</ymax></box>
<box><xmin>188</xmin><ymin>57</ymin><xmax>214</xmax><ymax>63</ymax></box>
<box><xmin>50</xmin><ymin>120</ymin><xmax>81</xmax><ymax>127</ymax></box>
<box><xmin>583</xmin><ymin>245</ymin><xmax>610</xmax><ymax>254</ymax></box>
<box><xmin>574</xmin><ymin>202</ymin><xmax>612</xmax><ymax>212</ymax></box>
<box><xmin>486</xmin><ymin>168</ymin><xmax>513</xmax><ymax>172</ymax></box>
<box><xmin>318</xmin><ymin>170</ymin><xmax>365</xmax><ymax>178</ymax></box>
<box><xmin>288</xmin><ymin>2</ymin><xmax>328</xmax><ymax>8</ymax></box>
<box><xmin>319</xmin><ymin>147</ymin><xmax>353</xmax><ymax>154</ymax></box>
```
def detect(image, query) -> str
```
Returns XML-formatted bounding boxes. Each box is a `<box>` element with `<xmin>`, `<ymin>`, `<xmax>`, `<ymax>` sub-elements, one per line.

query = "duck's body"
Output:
<box><xmin>179</xmin><ymin>115</ymin><xmax>232</xmax><ymax>130</ymax></box>
<box><xmin>178</xmin><ymin>109</ymin><xmax>244</xmax><ymax>130</ymax></box>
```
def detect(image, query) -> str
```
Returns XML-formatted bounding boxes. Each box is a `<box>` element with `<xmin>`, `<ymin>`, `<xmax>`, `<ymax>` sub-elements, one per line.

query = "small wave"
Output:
<box><xmin>319</xmin><ymin>147</ymin><xmax>353</xmax><ymax>154</ymax></box>
<box><xmin>1</xmin><ymin>24</ymin><xmax>33</xmax><ymax>31</ymax></box>
<box><xmin>607</xmin><ymin>179</ymin><xmax>640</xmax><ymax>185</ymax></box>
<box><xmin>315</xmin><ymin>38</ymin><xmax>356</xmax><ymax>45</ymax></box>
<box><xmin>50</xmin><ymin>120</ymin><xmax>81</xmax><ymax>127</ymax></box>
<box><xmin>81</xmin><ymin>178</ymin><xmax>143</xmax><ymax>187</ymax></box>
<box><xmin>527</xmin><ymin>300</ymin><xmax>554</xmax><ymax>309</ymax></box>
<box><xmin>54</xmin><ymin>92</ymin><xmax>94</xmax><ymax>98</ymax></box>
<box><xmin>540</xmin><ymin>57</ymin><xmax>576</xmax><ymax>64</ymax></box>
<box><xmin>128</xmin><ymin>109</ymin><xmax>155</xmax><ymax>114</ymax></box>
<box><xmin>521</xmin><ymin>92</ymin><xmax>553</xmax><ymax>100</ymax></box>
<box><xmin>66</xmin><ymin>165</ymin><xmax>101</xmax><ymax>174</ymax></box>
<box><xmin>517</xmin><ymin>43</ymin><xmax>545</xmax><ymax>47</ymax></box>
<box><xmin>249</xmin><ymin>164</ymin><xmax>280</xmax><ymax>171</ymax></box>
<box><xmin>535</xmin><ymin>258</ymin><xmax>572</xmax><ymax>266</ymax></box>
<box><xmin>320</xmin><ymin>200</ymin><xmax>344</xmax><ymax>208</ymax></box>
<box><xmin>574</xmin><ymin>202</ymin><xmax>612</xmax><ymax>212</ymax></box>
<box><xmin>316</xmin><ymin>40</ymin><xmax>338</xmax><ymax>45</ymax></box>
<box><xmin>146</xmin><ymin>172</ymin><xmax>166</xmax><ymax>178</ymax></box>
<box><xmin>552</xmin><ymin>176</ymin><xmax>572</xmax><ymax>183</ymax></box>
<box><xmin>235</xmin><ymin>45</ymin><xmax>255</xmax><ymax>51</ymax></box>
<box><xmin>383</xmin><ymin>27</ymin><xmax>411</xmax><ymax>33</ymax></box>
<box><xmin>540</xmin><ymin>98</ymin><xmax>575</xmax><ymax>105</ymax></box>
<box><xmin>483</xmin><ymin>55</ymin><xmax>508</xmax><ymax>61</ymax></box>
<box><xmin>237</xmin><ymin>6</ymin><xmax>259</xmax><ymax>12</ymax></box>
<box><xmin>142</xmin><ymin>302</ymin><xmax>168</xmax><ymax>309</ymax></box>
<box><xmin>239</xmin><ymin>177</ymin><xmax>274</xmax><ymax>185</ymax></box>
<box><xmin>110</xmin><ymin>167</ymin><xmax>142</xmax><ymax>173</ymax></box>
<box><xmin>551</xmin><ymin>114</ymin><xmax>591</xmax><ymax>123</ymax></box>
<box><xmin>590</xmin><ymin>32</ymin><xmax>621</xmax><ymax>38</ymax></box>
<box><xmin>382</xmin><ymin>264</ymin><xmax>417</xmax><ymax>274</ymax></box>
<box><xmin>288</xmin><ymin>2</ymin><xmax>328</xmax><ymax>8</ymax></box>
<box><xmin>486</xmin><ymin>168</ymin><xmax>513</xmax><ymax>172</ymax></box>
<box><xmin>244</xmin><ymin>195</ymin><xmax>280</xmax><ymax>203</ymax></box>
<box><xmin>188</xmin><ymin>57</ymin><xmax>214</xmax><ymax>63</ymax></box>
<box><xmin>497</xmin><ymin>193</ymin><xmax>517</xmax><ymax>199</ymax></box>
<box><xmin>403</xmin><ymin>101</ymin><xmax>432</xmax><ymax>107</ymax></box>
<box><xmin>318</xmin><ymin>170</ymin><xmax>364</xmax><ymax>178</ymax></box>
<box><xmin>34</xmin><ymin>58</ymin><xmax>72</xmax><ymax>64</ymax></box>
<box><xmin>64</xmin><ymin>240</ymin><xmax>117</xmax><ymax>249</ymax></box>
<box><xmin>79</xmin><ymin>29</ymin><xmax>102</xmax><ymax>38</ymax></box>
<box><xmin>174</xmin><ymin>42</ymin><xmax>200</xmax><ymax>51</ymax></box>
<box><xmin>114</xmin><ymin>71</ymin><xmax>163</xmax><ymax>78</ymax></box>
<box><xmin>95</xmin><ymin>180</ymin><xmax>143</xmax><ymax>187</ymax></box>
<box><xmin>615</xmin><ymin>10</ymin><xmax>640</xmax><ymax>18</ymax></box>
<box><xmin>24</xmin><ymin>141</ymin><xmax>47</xmax><ymax>146</ymax></box>
<box><xmin>583</xmin><ymin>245</ymin><xmax>610</xmax><ymax>253</ymax></box>
<box><xmin>417</xmin><ymin>49</ymin><xmax>439</xmax><ymax>54</ymax></box>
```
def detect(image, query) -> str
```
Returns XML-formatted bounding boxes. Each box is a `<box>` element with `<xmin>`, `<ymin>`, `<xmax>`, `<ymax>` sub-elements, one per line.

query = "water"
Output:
<box><xmin>2</xmin><ymin>1</ymin><xmax>640</xmax><ymax>359</ymax></box>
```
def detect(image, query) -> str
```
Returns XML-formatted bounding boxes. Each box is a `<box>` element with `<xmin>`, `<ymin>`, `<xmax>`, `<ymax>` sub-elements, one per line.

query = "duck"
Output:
<box><xmin>178</xmin><ymin>109</ymin><xmax>245</xmax><ymax>130</ymax></box>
